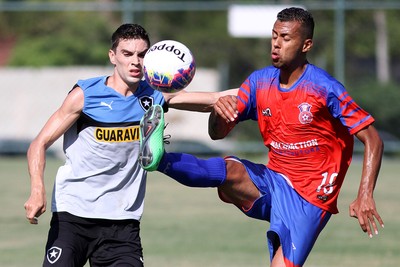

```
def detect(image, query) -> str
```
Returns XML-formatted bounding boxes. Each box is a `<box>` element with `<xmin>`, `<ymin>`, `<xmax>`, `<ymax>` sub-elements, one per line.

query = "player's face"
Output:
<box><xmin>270</xmin><ymin>20</ymin><xmax>312</xmax><ymax>70</ymax></box>
<box><xmin>109</xmin><ymin>38</ymin><xmax>149</xmax><ymax>86</ymax></box>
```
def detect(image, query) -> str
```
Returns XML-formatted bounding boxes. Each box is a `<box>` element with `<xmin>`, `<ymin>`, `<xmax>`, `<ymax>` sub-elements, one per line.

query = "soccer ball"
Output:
<box><xmin>143</xmin><ymin>40</ymin><xmax>196</xmax><ymax>93</ymax></box>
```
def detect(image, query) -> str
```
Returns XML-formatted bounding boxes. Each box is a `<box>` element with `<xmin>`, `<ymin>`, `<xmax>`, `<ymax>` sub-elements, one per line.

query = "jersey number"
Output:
<box><xmin>316</xmin><ymin>172</ymin><xmax>338</xmax><ymax>194</ymax></box>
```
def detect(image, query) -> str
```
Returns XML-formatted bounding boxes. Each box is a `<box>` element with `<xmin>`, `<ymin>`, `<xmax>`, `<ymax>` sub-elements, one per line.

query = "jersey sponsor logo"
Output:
<box><xmin>271</xmin><ymin>138</ymin><xmax>320</xmax><ymax>156</ymax></box>
<box><xmin>95</xmin><ymin>126</ymin><xmax>140</xmax><ymax>142</ymax></box>
<box><xmin>271</xmin><ymin>139</ymin><xmax>318</xmax><ymax>150</ymax></box>
<box><xmin>298</xmin><ymin>102</ymin><xmax>313</xmax><ymax>124</ymax></box>
<box><xmin>139</xmin><ymin>96</ymin><xmax>154</xmax><ymax>111</ymax></box>
<box><xmin>47</xmin><ymin>246</ymin><xmax>62</xmax><ymax>264</ymax></box>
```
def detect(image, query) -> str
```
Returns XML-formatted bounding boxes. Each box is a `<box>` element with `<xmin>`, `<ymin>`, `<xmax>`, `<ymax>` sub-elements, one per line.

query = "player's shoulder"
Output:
<box><xmin>251</xmin><ymin>65</ymin><xmax>278</xmax><ymax>78</ymax></box>
<box><xmin>243</xmin><ymin>66</ymin><xmax>279</xmax><ymax>89</ymax></box>
<box><xmin>76</xmin><ymin>76</ymin><xmax>107</xmax><ymax>91</ymax></box>
<box><xmin>306</xmin><ymin>64</ymin><xmax>341</xmax><ymax>86</ymax></box>
<box><xmin>137</xmin><ymin>80</ymin><xmax>163</xmax><ymax>97</ymax></box>
<box><xmin>303</xmin><ymin>64</ymin><xmax>347</xmax><ymax>97</ymax></box>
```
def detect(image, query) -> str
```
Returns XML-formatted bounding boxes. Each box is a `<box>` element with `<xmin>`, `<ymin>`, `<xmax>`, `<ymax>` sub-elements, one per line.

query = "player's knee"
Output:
<box><xmin>224</xmin><ymin>158</ymin><xmax>248</xmax><ymax>182</ymax></box>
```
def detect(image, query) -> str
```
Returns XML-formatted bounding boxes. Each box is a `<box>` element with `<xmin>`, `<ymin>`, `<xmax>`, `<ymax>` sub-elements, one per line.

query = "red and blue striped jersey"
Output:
<box><xmin>236</xmin><ymin>64</ymin><xmax>374</xmax><ymax>213</ymax></box>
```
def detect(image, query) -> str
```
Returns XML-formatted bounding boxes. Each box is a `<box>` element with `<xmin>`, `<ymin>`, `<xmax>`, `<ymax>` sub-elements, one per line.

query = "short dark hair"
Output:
<box><xmin>277</xmin><ymin>7</ymin><xmax>314</xmax><ymax>39</ymax></box>
<box><xmin>111</xmin><ymin>24</ymin><xmax>150</xmax><ymax>51</ymax></box>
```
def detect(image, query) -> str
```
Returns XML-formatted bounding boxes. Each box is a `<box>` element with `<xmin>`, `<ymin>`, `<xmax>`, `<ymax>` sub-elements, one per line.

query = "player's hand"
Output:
<box><xmin>349</xmin><ymin>195</ymin><xmax>384</xmax><ymax>238</ymax></box>
<box><xmin>213</xmin><ymin>95</ymin><xmax>238</xmax><ymax>123</ymax></box>
<box><xmin>24</xmin><ymin>189</ymin><xmax>47</xmax><ymax>225</ymax></box>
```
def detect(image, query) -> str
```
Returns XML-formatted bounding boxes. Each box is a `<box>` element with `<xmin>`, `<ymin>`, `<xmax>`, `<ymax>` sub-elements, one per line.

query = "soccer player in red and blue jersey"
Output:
<box><xmin>140</xmin><ymin>7</ymin><xmax>384</xmax><ymax>267</ymax></box>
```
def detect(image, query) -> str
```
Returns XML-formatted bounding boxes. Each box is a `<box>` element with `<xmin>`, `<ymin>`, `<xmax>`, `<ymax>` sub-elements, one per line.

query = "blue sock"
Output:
<box><xmin>157</xmin><ymin>153</ymin><xmax>226</xmax><ymax>187</ymax></box>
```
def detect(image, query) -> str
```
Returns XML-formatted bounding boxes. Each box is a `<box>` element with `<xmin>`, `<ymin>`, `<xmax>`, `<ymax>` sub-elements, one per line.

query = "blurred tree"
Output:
<box><xmin>350</xmin><ymin>81</ymin><xmax>400</xmax><ymax>138</ymax></box>
<box><xmin>8</xmin><ymin>12</ymin><xmax>115</xmax><ymax>66</ymax></box>
<box><xmin>374</xmin><ymin>10</ymin><xmax>390</xmax><ymax>84</ymax></box>
<box><xmin>2</xmin><ymin>0</ymin><xmax>118</xmax><ymax>66</ymax></box>
<box><xmin>1</xmin><ymin>0</ymin><xmax>399</xmax><ymax>138</ymax></box>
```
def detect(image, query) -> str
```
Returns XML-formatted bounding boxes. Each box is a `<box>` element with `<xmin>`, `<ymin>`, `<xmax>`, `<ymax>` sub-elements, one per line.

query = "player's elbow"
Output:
<box><xmin>208</xmin><ymin>129</ymin><xmax>222</xmax><ymax>140</ymax></box>
<box><xmin>208</xmin><ymin>125</ymin><xmax>230</xmax><ymax>140</ymax></box>
<box><xmin>209</xmin><ymin>133</ymin><xmax>224</xmax><ymax>140</ymax></box>
<box><xmin>208</xmin><ymin>125</ymin><xmax>225</xmax><ymax>140</ymax></box>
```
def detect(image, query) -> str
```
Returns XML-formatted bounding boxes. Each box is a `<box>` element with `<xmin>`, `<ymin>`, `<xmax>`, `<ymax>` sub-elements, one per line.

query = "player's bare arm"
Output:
<box><xmin>24</xmin><ymin>87</ymin><xmax>84</xmax><ymax>224</ymax></box>
<box><xmin>208</xmin><ymin>95</ymin><xmax>238</xmax><ymax>140</ymax></box>
<box><xmin>349</xmin><ymin>124</ymin><xmax>384</xmax><ymax>237</ymax></box>
<box><xmin>163</xmin><ymin>88</ymin><xmax>238</xmax><ymax>112</ymax></box>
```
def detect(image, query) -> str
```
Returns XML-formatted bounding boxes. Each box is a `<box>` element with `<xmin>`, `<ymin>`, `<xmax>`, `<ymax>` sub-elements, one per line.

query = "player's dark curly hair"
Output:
<box><xmin>111</xmin><ymin>24</ymin><xmax>150</xmax><ymax>51</ymax></box>
<box><xmin>277</xmin><ymin>7</ymin><xmax>314</xmax><ymax>39</ymax></box>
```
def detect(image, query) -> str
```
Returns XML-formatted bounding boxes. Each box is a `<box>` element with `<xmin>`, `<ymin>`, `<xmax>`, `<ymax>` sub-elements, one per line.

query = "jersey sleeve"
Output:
<box><xmin>326</xmin><ymin>82</ymin><xmax>374</xmax><ymax>135</ymax></box>
<box><xmin>237</xmin><ymin>73</ymin><xmax>259</xmax><ymax>121</ymax></box>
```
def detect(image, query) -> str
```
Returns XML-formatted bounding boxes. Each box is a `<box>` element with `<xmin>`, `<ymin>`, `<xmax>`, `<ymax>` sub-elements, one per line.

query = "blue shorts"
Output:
<box><xmin>227</xmin><ymin>156</ymin><xmax>331</xmax><ymax>267</ymax></box>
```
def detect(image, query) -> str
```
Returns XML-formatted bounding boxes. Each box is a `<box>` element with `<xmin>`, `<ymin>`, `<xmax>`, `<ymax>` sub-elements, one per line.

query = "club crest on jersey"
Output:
<box><xmin>47</xmin><ymin>246</ymin><xmax>62</xmax><ymax>264</ymax></box>
<box><xmin>139</xmin><ymin>96</ymin><xmax>154</xmax><ymax>111</ymax></box>
<box><xmin>298</xmin><ymin>103</ymin><xmax>313</xmax><ymax>124</ymax></box>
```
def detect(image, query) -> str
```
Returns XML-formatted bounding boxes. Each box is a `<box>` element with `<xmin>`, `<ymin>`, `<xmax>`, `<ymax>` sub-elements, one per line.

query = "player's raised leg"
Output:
<box><xmin>138</xmin><ymin>106</ymin><xmax>259</xmax><ymax>209</ymax></box>
<box><xmin>139</xmin><ymin>105</ymin><xmax>226</xmax><ymax>186</ymax></box>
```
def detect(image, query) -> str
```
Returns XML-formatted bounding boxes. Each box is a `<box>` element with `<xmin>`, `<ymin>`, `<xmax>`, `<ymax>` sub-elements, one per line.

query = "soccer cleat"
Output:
<box><xmin>139</xmin><ymin>104</ymin><xmax>165</xmax><ymax>171</ymax></box>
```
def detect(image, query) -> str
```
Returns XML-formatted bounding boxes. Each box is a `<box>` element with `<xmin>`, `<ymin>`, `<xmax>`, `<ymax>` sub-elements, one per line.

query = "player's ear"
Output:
<box><xmin>302</xmin><ymin>39</ymin><xmax>313</xmax><ymax>53</ymax></box>
<box><xmin>109</xmin><ymin>49</ymin><xmax>116</xmax><ymax>65</ymax></box>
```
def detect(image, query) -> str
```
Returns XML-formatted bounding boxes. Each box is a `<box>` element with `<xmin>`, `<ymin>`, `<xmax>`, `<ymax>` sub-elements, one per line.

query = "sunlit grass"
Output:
<box><xmin>1</xmin><ymin>156</ymin><xmax>398</xmax><ymax>266</ymax></box>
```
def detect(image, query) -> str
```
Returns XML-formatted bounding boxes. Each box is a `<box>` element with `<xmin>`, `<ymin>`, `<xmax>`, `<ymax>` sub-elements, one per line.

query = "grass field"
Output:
<box><xmin>0</xmin><ymin>156</ymin><xmax>399</xmax><ymax>266</ymax></box>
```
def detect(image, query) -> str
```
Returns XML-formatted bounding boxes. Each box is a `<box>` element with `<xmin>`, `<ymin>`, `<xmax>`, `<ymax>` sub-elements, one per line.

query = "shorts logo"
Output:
<box><xmin>47</xmin><ymin>246</ymin><xmax>62</xmax><ymax>264</ymax></box>
<box><xmin>298</xmin><ymin>102</ymin><xmax>313</xmax><ymax>124</ymax></box>
<box><xmin>139</xmin><ymin>96</ymin><xmax>154</xmax><ymax>111</ymax></box>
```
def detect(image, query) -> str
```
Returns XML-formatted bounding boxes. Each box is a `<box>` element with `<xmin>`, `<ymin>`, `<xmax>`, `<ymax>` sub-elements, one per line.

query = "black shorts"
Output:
<box><xmin>43</xmin><ymin>212</ymin><xmax>143</xmax><ymax>267</ymax></box>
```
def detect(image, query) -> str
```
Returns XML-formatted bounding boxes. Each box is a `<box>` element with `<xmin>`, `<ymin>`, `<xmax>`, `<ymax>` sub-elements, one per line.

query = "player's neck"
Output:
<box><xmin>106</xmin><ymin>75</ymin><xmax>138</xmax><ymax>97</ymax></box>
<box><xmin>279</xmin><ymin>62</ymin><xmax>308</xmax><ymax>89</ymax></box>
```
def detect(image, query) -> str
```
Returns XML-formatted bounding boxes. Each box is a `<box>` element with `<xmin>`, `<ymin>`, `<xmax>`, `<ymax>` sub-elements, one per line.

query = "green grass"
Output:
<box><xmin>1</xmin><ymin>156</ymin><xmax>399</xmax><ymax>266</ymax></box>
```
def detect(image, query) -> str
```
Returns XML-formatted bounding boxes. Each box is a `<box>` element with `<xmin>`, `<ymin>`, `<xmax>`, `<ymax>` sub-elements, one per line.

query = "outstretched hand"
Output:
<box><xmin>213</xmin><ymin>95</ymin><xmax>238</xmax><ymax>123</ymax></box>
<box><xmin>349</xmin><ymin>195</ymin><xmax>384</xmax><ymax>238</ymax></box>
<box><xmin>208</xmin><ymin>95</ymin><xmax>239</xmax><ymax>140</ymax></box>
